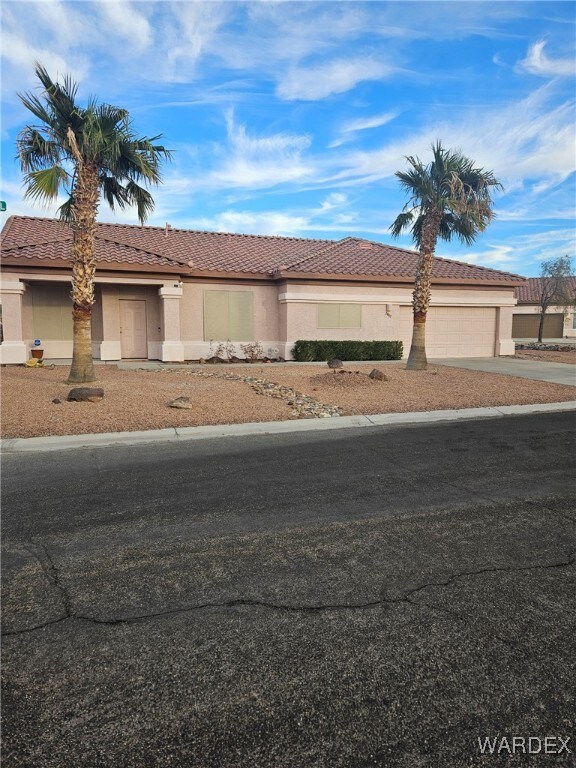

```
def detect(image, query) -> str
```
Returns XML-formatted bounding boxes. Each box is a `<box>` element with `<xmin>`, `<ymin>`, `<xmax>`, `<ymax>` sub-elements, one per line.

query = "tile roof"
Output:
<box><xmin>281</xmin><ymin>236</ymin><xmax>524</xmax><ymax>282</ymax></box>
<box><xmin>514</xmin><ymin>276</ymin><xmax>576</xmax><ymax>303</ymax></box>
<box><xmin>1</xmin><ymin>216</ymin><xmax>526</xmax><ymax>284</ymax></box>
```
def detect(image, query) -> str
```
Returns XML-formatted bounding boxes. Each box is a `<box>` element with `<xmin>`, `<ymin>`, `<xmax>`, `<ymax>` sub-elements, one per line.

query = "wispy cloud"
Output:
<box><xmin>205</xmin><ymin>110</ymin><xmax>313</xmax><ymax>189</ymax></box>
<box><xmin>457</xmin><ymin>229</ymin><xmax>576</xmax><ymax>273</ymax></box>
<box><xmin>330</xmin><ymin>111</ymin><xmax>399</xmax><ymax>147</ymax></box>
<box><xmin>517</xmin><ymin>40</ymin><xmax>575</xmax><ymax>77</ymax></box>
<box><xmin>277</xmin><ymin>58</ymin><xmax>395</xmax><ymax>101</ymax></box>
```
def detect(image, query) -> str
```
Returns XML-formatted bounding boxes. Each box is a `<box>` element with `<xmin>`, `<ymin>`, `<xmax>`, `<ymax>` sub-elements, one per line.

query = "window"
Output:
<box><xmin>317</xmin><ymin>303</ymin><xmax>361</xmax><ymax>329</ymax></box>
<box><xmin>32</xmin><ymin>285</ymin><xmax>73</xmax><ymax>340</ymax></box>
<box><xmin>204</xmin><ymin>290</ymin><xmax>253</xmax><ymax>341</ymax></box>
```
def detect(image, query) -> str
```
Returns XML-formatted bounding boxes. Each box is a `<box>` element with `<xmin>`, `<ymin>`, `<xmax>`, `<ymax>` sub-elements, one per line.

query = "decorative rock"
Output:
<box><xmin>156</xmin><ymin>367</ymin><xmax>345</xmax><ymax>419</ymax></box>
<box><xmin>168</xmin><ymin>396</ymin><xmax>194</xmax><ymax>409</ymax></box>
<box><xmin>52</xmin><ymin>398</ymin><xmax>61</xmax><ymax>404</ymax></box>
<box><xmin>67</xmin><ymin>388</ymin><xmax>104</xmax><ymax>402</ymax></box>
<box><xmin>369</xmin><ymin>368</ymin><xmax>387</xmax><ymax>381</ymax></box>
<box><xmin>198</xmin><ymin>358</ymin><xmax>206</xmax><ymax>364</ymax></box>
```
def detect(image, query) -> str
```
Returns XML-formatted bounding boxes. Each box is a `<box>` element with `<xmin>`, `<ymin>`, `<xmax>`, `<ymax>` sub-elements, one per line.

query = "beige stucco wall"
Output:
<box><xmin>180</xmin><ymin>281</ymin><xmax>281</xmax><ymax>359</ymax></box>
<box><xmin>0</xmin><ymin>266</ymin><xmax>520</xmax><ymax>362</ymax></box>
<box><xmin>279</xmin><ymin>282</ymin><xmax>517</xmax><ymax>358</ymax></box>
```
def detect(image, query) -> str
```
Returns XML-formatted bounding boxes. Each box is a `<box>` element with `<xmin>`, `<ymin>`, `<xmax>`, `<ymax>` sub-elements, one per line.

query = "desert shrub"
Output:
<box><xmin>208</xmin><ymin>340</ymin><xmax>237</xmax><ymax>361</ymax></box>
<box><xmin>291</xmin><ymin>340</ymin><xmax>403</xmax><ymax>362</ymax></box>
<box><xmin>240</xmin><ymin>341</ymin><xmax>265</xmax><ymax>362</ymax></box>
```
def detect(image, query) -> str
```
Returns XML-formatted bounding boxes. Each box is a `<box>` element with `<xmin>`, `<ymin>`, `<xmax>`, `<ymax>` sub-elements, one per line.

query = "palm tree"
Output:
<box><xmin>390</xmin><ymin>142</ymin><xmax>502</xmax><ymax>370</ymax></box>
<box><xmin>17</xmin><ymin>63</ymin><xmax>171</xmax><ymax>383</ymax></box>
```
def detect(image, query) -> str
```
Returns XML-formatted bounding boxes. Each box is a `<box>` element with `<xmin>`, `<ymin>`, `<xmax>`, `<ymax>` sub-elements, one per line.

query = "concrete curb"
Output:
<box><xmin>2</xmin><ymin>401</ymin><xmax>576</xmax><ymax>453</ymax></box>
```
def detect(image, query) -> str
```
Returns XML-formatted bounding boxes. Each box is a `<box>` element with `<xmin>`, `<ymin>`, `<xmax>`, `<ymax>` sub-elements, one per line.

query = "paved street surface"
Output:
<box><xmin>2</xmin><ymin>412</ymin><xmax>576</xmax><ymax>767</ymax></box>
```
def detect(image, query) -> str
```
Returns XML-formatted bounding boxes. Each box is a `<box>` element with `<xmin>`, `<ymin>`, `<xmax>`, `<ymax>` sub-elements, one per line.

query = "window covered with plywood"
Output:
<box><xmin>32</xmin><ymin>285</ymin><xmax>73</xmax><ymax>340</ymax></box>
<box><xmin>317</xmin><ymin>303</ymin><xmax>362</xmax><ymax>329</ymax></box>
<box><xmin>203</xmin><ymin>290</ymin><xmax>254</xmax><ymax>341</ymax></box>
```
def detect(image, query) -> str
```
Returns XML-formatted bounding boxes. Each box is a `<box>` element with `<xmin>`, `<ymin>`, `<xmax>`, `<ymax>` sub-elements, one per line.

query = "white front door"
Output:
<box><xmin>120</xmin><ymin>300</ymin><xmax>147</xmax><ymax>358</ymax></box>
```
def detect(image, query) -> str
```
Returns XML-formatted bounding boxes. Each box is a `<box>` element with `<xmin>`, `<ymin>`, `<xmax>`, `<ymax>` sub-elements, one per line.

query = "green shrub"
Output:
<box><xmin>291</xmin><ymin>340</ymin><xmax>403</xmax><ymax>362</ymax></box>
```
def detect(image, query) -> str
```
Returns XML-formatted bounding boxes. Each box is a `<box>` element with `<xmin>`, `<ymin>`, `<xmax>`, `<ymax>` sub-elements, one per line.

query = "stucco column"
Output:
<box><xmin>496</xmin><ymin>305</ymin><xmax>515</xmax><ymax>356</ymax></box>
<box><xmin>0</xmin><ymin>281</ymin><xmax>28</xmax><ymax>364</ymax></box>
<box><xmin>99</xmin><ymin>287</ymin><xmax>122</xmax><ymax>360</ymax></box>
<box><xmin>159</xmin><ymin>285</ymin><xmax>184</xmax><ymax>361</ymax></box>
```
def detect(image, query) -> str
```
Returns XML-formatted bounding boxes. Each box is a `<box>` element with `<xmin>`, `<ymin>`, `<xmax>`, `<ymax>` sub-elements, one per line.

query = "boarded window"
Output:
<box><xmin>317</xmin><ymin>303</ymin><xmax>362</xmax><ymax>329</ymax></box>
<box><xmin>32</xmin><ymin>285</ymin><xmax>73</xmax><ymax>340</ymax></box>
<box><xmin>204</xmin><ymin>290</ymin><xmax>254</xmax><ymax>341</ymax></box>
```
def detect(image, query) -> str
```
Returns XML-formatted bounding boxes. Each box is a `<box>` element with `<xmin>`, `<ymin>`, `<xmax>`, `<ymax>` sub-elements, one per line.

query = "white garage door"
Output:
<box><xmin>399</xmin><ymin>306</ymin><xmax>497</xmax><ymax>357</ymax></box>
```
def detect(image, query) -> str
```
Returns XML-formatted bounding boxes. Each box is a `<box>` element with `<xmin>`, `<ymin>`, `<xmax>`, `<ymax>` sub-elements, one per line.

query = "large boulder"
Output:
<box><xmin>67</xmin><ymin>388</ymin><xmax>104</xmax><ymax>402</ymax></box>
<box><xmin>369</xmin><ymin>368</ymin><xmax>388</xmax><ymax>381</ymax></box>
<box><xmin>168</xmin><ymin>396</ymin><xmax>194</xmax><ymax>409</ymax></box>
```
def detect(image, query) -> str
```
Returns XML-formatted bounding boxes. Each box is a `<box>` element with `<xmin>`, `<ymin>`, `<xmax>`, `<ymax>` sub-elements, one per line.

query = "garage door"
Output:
<box><xmin>512</xmin><ymin>313</ymin><xmax>564</xmax><ymax>339</ymax></box>
<box><xmin>399</xmin><ymin>306</ymin><xmax>497</xmax><ymax>357</ymax></box>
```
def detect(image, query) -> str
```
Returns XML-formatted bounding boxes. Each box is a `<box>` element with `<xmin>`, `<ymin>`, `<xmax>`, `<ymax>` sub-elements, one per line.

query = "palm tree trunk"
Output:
<box><xmin>406</xmin><ymin>214</ymin><xmax>440</xmax><ymax>371</ymax></box>
<box><xmin>67</xmin><ymin>162</ymin><xmax>99</xmax><ymax>384</ymax></box>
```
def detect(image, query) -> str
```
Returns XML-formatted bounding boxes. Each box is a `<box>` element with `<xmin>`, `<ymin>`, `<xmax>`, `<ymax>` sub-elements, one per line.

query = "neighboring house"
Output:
<box><xmin>0</xmin><ymin>215</ymin><xmax>525</xmax><ymax>364</ymax></box>
<box><xmin>513</xmin><ymin>277</ymin><xmax>576</xmax><ymax>340</ymax></box>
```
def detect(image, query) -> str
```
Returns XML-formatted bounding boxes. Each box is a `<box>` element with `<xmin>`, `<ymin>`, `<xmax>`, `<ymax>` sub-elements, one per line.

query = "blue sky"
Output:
<box><xmin>1</xmin><ymin>0</ymin><xmax>574</xmax><ymax>276</ymax></box>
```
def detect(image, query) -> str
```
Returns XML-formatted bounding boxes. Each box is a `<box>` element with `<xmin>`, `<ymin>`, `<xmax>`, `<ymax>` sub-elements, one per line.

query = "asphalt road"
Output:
<box><xmin>2</xmin><ymin>412</ymin><xmax>576</xmax><ymax>767</ymax></box>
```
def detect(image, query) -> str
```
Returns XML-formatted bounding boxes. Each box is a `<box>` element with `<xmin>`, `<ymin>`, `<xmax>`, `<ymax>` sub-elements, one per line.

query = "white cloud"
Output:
<box><xmin>0</xmin><ymin>30</ymin><xmax>86</xmax><ymax>89</ymax></box>
<box><xmin>160</xmin><ymin>2</ymin><xmax>230</xmax><ymax>82</ymax></box>
<box><xmin>330</xmin><ymin>111</ymin><xmax>399</xmax><ymax>147</ymax></box>
<box><xmin>328</xmin><ymin>84</ymin><xmax>576</xmax><ymax>191</ymax></box>
<box><xmin>96</xmin><ymin>1</ymin><xmax>152</xmax><ymax>53</ymax></box>
<box><xmin>205</xmin><ymin>111</ymin><xmax>313</xmax><ymax>189</ymax></box>
<box><xmin>517</xmin><ymin>40</ymin><xmax>575</xmax><ymax>77</ymax></box>
<box><xmin>317</xmin><ymin>193</ymin><xmax>348</xmax><ymax>213</ymax></box>
<box><xmin>457</xmin><ymin>229</ymin><xmax>576</xmax><ymax>274</ymax></box>
<box><xmin>191</xmin><ymin>210</ymin><xmax>310</xmax><ymax>237</ymax></box>
<box><xmin>277</xmin><ymin>58</ymin><xmax>395</xmax><ymax>101</ymax></box>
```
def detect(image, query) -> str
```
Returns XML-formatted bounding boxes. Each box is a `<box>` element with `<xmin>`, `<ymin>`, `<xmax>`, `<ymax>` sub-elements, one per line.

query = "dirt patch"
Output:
<box><xmin>309</xmin><ymin>371</ymin><xmax>377</xmax><ymax>389</ymax></box>
<box><xmin>514</xmin><ymin>349</ymin><xmax>576</xmax><ymax>365</ymax></box>
<box><xmin>231</xmin><ymin>364</ymin><xmax>575</xmax><ymax>418</ymax></box>
<box><xmin>0</xmin><ymin>366</ymin><xmax>291</xmax><ymax>439</ymax></box>
<box><xmin>1</xmin><ymin>361</ymin><xmax>574</xmax><ymax>439</ymax></box>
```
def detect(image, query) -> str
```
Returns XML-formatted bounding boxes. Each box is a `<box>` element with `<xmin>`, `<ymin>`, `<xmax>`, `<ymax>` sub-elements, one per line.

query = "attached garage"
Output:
<box><xmin>512</xmin><ymin>313</ymin><xmax>564</xmax><ymax>339</ymax></box>
<box><xmin>399</xmin><ymin>306</ymin><xmax>497</xmax><ymax>357</ymax></box>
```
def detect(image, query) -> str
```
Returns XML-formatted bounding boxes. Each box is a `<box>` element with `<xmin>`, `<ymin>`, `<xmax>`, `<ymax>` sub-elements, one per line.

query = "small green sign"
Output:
<box><xmin>0</xmin><ymin>201</ymin><xmax>6</xmax><ymax>212</ymax></box>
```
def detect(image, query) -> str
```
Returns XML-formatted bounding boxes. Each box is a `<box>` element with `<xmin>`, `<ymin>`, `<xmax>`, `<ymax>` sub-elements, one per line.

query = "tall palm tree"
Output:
<box><xmin>390</xmin><ymin>142</ymin><xmax>502</xmax><ymax>370</ymax></box>
<box><xmin>17</xmin><ymin>62</ymin><xmax>171</xmax><ymax>383</ymax></box>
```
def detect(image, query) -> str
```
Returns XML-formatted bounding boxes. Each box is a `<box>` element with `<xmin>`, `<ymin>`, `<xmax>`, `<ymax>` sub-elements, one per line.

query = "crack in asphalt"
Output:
<box><xmin>3</xmin><ymin>548</ymin><xmax>574</xmax><ymax>639</ymax></box>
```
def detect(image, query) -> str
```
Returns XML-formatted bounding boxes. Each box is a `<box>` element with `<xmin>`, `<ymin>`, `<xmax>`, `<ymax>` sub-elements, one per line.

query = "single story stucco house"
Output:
<box><xmin>512</xmin><ymin>277</ymin><xmax>576</xmax><ymax>340</ymax></box>
<box><xmin>0</xmin><ymin>216</ymin><xmax>526</xmax><ymax>364</ymax></box>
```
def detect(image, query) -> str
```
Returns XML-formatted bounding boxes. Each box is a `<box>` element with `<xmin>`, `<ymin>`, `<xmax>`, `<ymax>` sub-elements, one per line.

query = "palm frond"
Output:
<box><xmin>18</xmin><ymin>62</ymin><xmax>171</xmax><ymax>224</ymax></box>
<box><xmin>23</xmin><ymin>166</ymin><xmax>69</xmax><ymax>203</ymax></box>
<box><xmin>16</xmin><ymin>128</ymin><xmax>62</xmax><ymax>172</ymax></box>
<box><xmin>57</xmin><ymin>196</ymin><xmax>74</xmax><ymax>222</ymax></box>
<box><xmin>390</xmin><ymin>141</ymin><xmax>502</xmax><ymax>250</ymax></box>
<box><xmin>389</xmin><ymin>211</ymin><xmax>415</xmax><ymax>238</ymax></box>
<box><xmin>125</xmin><ymin>181</ymin><xmax>155</xmax><ymax>223</ymax></box>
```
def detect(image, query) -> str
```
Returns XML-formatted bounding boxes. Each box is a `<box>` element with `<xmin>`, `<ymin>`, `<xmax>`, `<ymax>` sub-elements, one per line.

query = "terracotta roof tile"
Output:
<box><xmin>1</xmin><ymin>216</ymin><xmax>526</xmax><ymax>284</ymax></box>
<box><xmin>283</xmin><ymin>237</ymin><xmax>525</xmax><ymax>282</ymax></box>
<box><xmin>514</xmin><ymin>276</ymin><xmax>576</xmax><ymax>303</ymax></box>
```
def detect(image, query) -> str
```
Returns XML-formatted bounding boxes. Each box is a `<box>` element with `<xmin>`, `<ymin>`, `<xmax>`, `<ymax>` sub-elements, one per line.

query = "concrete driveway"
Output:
<box><xmin>434</xmin><ymin>356</ymin><xmax>576</xmax><ymax>385</ymax></box>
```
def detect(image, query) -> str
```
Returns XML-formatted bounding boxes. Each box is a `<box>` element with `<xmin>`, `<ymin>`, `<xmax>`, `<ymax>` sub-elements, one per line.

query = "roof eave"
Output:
<box><xmin>276</xmin><ymin>270</ymin><xmax>526</xmax><ymax>287</ymax></box>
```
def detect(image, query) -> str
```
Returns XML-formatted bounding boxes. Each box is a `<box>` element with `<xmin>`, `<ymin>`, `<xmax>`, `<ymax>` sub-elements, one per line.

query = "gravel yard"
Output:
<box><xmin>514</xmin><ymin>348</ymin><xmax>576</xmax><ymax>364</ymax></box>
<box><xmin>1</xmin><ymin>361</ymin><xmax>575</xmax><ymax>439</ymax></box>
